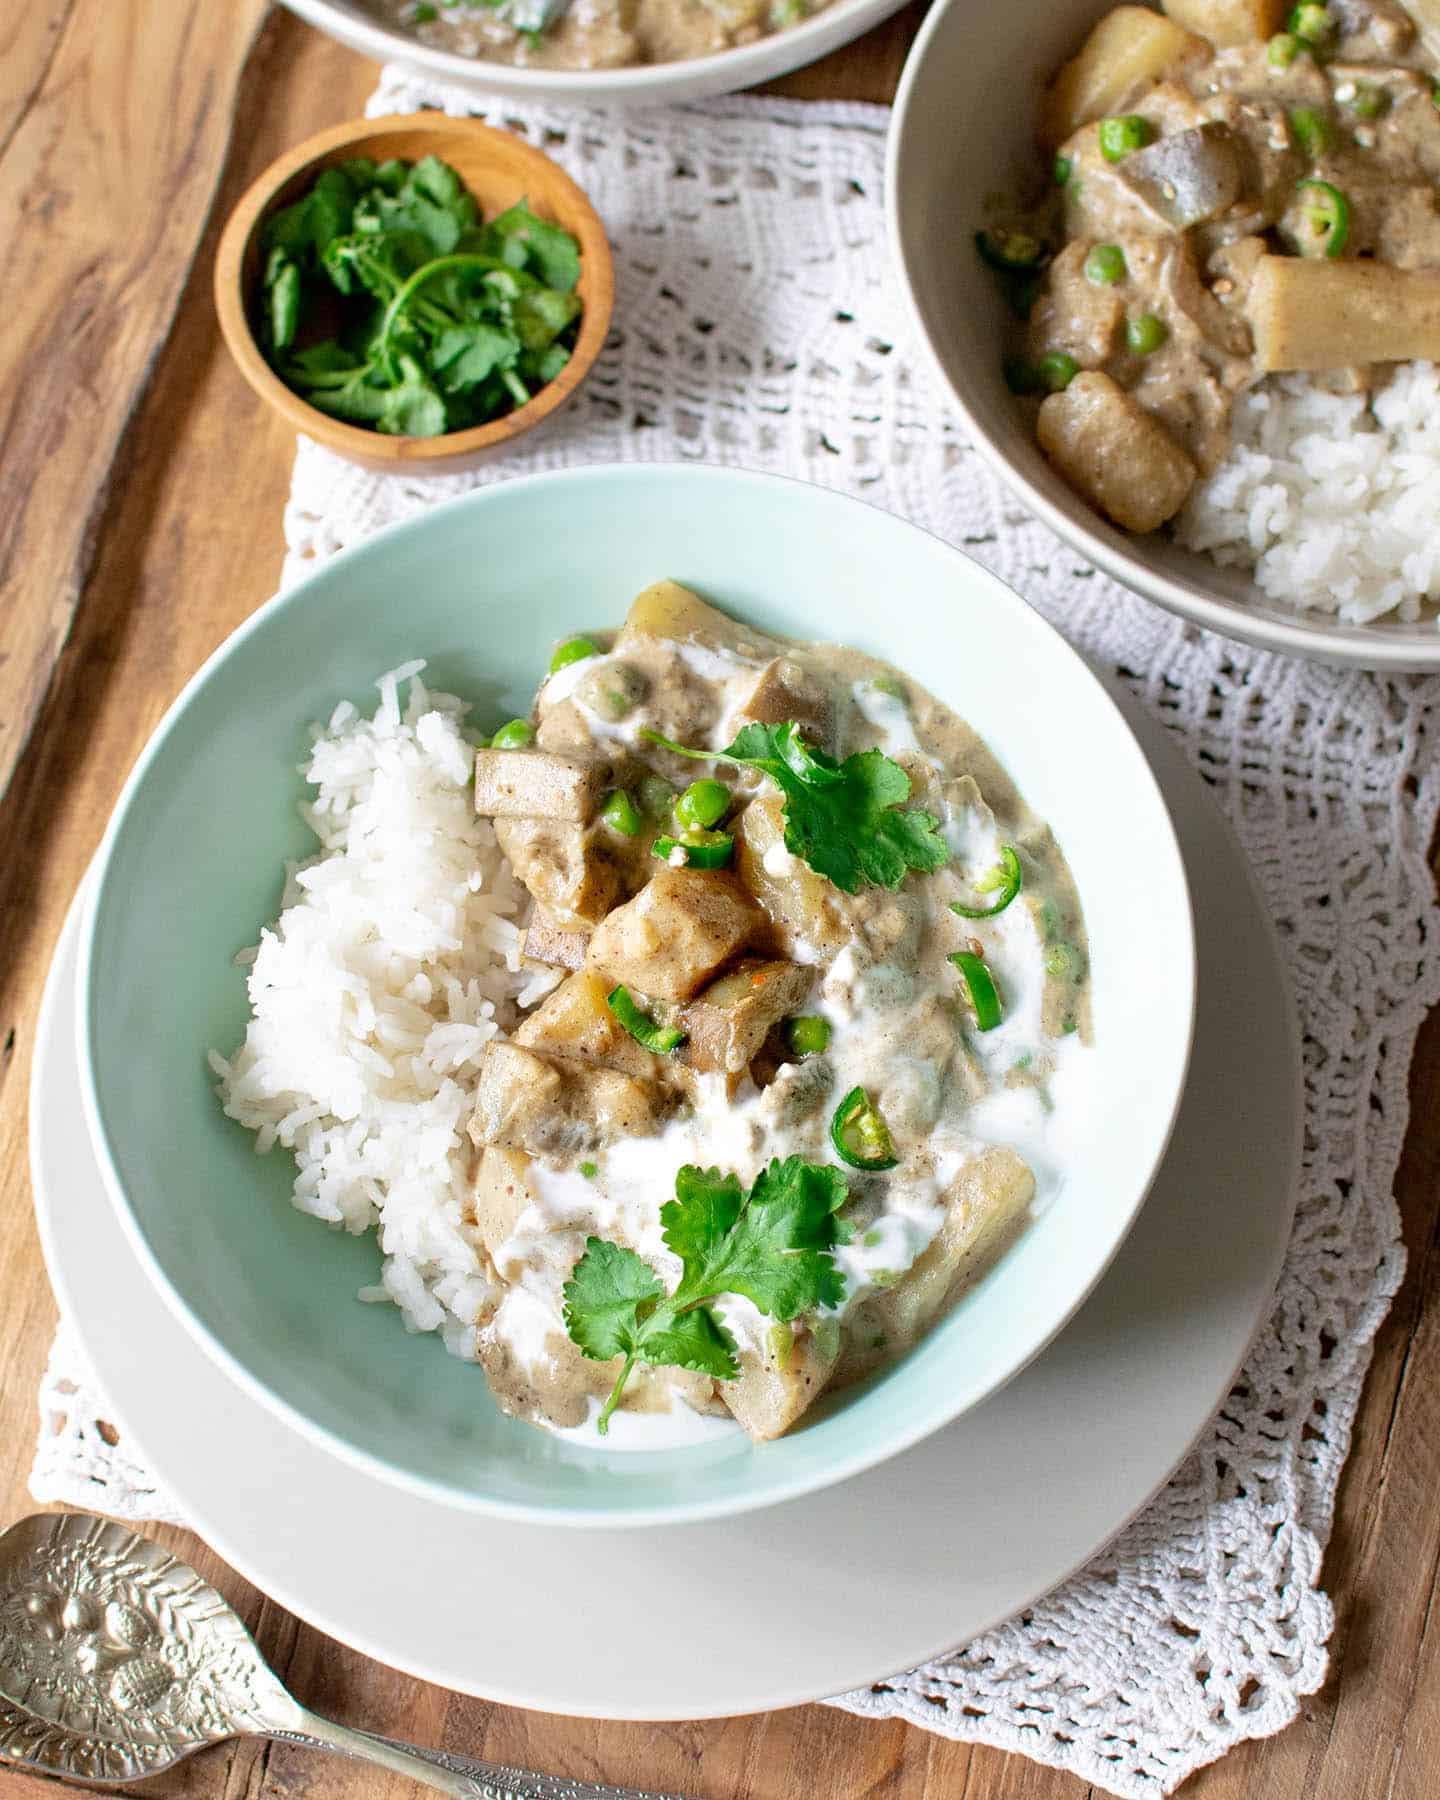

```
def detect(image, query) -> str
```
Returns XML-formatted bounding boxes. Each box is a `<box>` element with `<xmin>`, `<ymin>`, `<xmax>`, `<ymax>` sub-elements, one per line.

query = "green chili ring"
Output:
<box><xmin>949</xmin><ymin>950</ymin><xmax>1004</xmax><ymax>1031</ymax></box>
<box><xmin>653</xmin><ymin>830</ymin><xmax>735</xmax><ymax>870</ymax></box>
<box><xmin>829</xmin><ymin>1086</ymin><xmax>900</xmax><ymax>1172</ymax></box>
<box><xmin>1294</xmin><ymin>178</ymin><xmax>1350</xmax><ymax>258</ymax></box>
<box><xmin>949</xmin><ymin>845</ymin><xmax>1024</xmax><ymax>920</ymax></box>
<box><xmin>606</xmin><ymin>985</ymin><xmax>688</xmax><ymax>1055</ymax></box>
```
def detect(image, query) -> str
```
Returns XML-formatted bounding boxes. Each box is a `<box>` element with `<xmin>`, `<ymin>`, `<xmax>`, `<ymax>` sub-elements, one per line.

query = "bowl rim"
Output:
<box><xmin>76</xmin><ymin>462</ymin><xmax>1197</xmax><ymax>1528</ymax></box>
<box><xmin>885</xmin><ymin>0</ymin><xmax>1440</xmax><ymax>674</ymax></box>
<box><xmin>281</xmin><ymin>0</ymin><xmax>911</xmax><ymax>105</ymax></box>
<box><xmin>213</xmin><ymin>112</ymin><xmax>614</xmax><ymax>469</ymax></box>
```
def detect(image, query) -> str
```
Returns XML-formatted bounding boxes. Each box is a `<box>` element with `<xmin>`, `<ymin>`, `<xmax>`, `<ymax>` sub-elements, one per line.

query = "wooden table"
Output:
<box><xmin>3</xmin><ymin>4</ymin><xmax>1439</xmax><ymax>1796</ymax></box>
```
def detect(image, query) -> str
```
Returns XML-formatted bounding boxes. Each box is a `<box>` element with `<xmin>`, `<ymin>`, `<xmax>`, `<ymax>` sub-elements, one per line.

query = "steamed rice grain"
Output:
<box><xmin>1174</xmin><ymin>361</ymin><xmax>1440</xmax><ymax>626</ymax></box>
<box><xmin>211</xmin><ymin>665</ymin><xmax>531</xmax><ymax>1360</ymax></box>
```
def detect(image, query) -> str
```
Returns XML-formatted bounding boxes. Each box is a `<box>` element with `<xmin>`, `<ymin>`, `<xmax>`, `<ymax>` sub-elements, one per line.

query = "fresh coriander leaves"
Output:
<box><xmin>258</xmin><ymin>157</ymin><xmax>583</xmax><ymax>438</ymax></box>
<box><xmin>640</xmin><ymin>719</ymin><xmax>950</xmax><ymax>894</ymax></box>
<box><xmin>562</xmin><ymin>1156</ymin><xmax>850</xmax><ymax>1434</ymax></box>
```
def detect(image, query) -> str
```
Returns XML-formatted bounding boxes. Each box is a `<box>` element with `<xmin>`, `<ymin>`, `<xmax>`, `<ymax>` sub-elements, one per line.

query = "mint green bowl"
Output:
<box><xmin>78</xmin><ymin>465</ymin><xmax>1194</xmax><ymax>1528</ymax></box>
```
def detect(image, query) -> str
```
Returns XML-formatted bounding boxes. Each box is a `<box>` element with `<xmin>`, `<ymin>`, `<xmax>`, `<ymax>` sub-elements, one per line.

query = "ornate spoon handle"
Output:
<box><xmin>273</xmin><ymin>1711</ymin><xmax>695</xmax><ymax>1800</ymax></box>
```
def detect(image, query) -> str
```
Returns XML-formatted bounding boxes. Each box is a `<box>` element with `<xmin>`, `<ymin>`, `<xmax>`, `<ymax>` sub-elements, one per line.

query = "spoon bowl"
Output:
<box><xmin>0</xmin><ymin>1512</ymin><xmax>685</xmax><ymax>1797</ymax></box>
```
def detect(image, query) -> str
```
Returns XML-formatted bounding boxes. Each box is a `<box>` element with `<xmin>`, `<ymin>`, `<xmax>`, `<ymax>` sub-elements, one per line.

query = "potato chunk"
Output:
<box><xmin>1037</xmin><ymin>371</ymin><xmax>1197</xmax><ymax>533</ymax></box>
<box><xmin>474</xmin><ymin>748</ymin><xmax>606</xmax><ymax>824</ymax></box>
<box><xmin>1039</xmin><ymin>6</ymin><xmax>1204</xmax><ymax>147</ymax></box>
<box><xmin>585</xmin><ymin>868</ymin><xmax>766</xmax><ymax>1003</ymax></box>
<box><xmin>681</xmin><ymin>959</ymin><xmax>814</xmax><ymax>1083</ymax></box>
<box><xmin>522</xmin><ymin>913</ymin><xmax>591</xmax><ymax>973</ymax></box>
<box><xmin>617</xmin><ymin>579</ymin><xmax>777</xmax><ymax>656</ymax></box>
<box><xmin>721</xmin><ymin>1325</ymin><xmax>840</xmax><ymax>1441</ymax></box>
<box><xmin>836</xmin><ymin>1147</ymin><xmax>1036</xmax><ymax>1380</ymax></box>
<box><xmin>514</xmin><ymin>969</ymin><xmax>660</xmax><ymax>1079</ymax></box>
<box><xmin>470</xmin><ymin>1146</ymin><xmax>538</xmax><ymax>1265</ymax></box>
<box><xmin>1247</xmin><ymin>255</ymin><xmax>1440</xmax><ymax>371</ymax></box>
<box><xmin>1161</xmin><ymin>0</ymin><xmax>1286</xmax><ymax>45</ymax></box>
<box><xmin>494</xmin><ymin>818</ymin><xmax>624</xmax><ymax>930</ymax></box>
<box><xmin>734</xmin><ymin>790</ymin><xmax>849</xmax><ymax>959</ymax></box>
<box><xmin>469</xmin><ymin>1041</ymin><xmax>670</xmax><ymax>1158</ymax></box>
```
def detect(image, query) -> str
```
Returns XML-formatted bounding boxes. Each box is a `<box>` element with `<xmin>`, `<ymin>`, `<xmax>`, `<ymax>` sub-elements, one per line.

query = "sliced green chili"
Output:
<box><xmin>949</xmin><ymin>845</ymin><xmax>1023</xmax><ymax>920</ymax></box>
<box><xmin>488</xmin><ymin>718</ymin><xmax>534</xmax><ymax>749</ymax></box>
<box><xmin>653</xmin><ymin>829</ymin><xmax>734</xmax><ymax>869</ymax></box>
<box><xmin>606</xmin><ymin>985</ymin><xmax>687</xmax><ymax>1054</ymax></box>
<box><xmin>949</xmin><ymin>949</ymin><xmax>1004</xmax><ymax>1031</ymax></box>
<box><xmin>1098</xmin><ymin>115</ymin><xmax>1154</xmax><ymax>162</ymax></box>
<box><xmin>829</xmin><ymin>1086</ymin><xmax>900</xmax><ymax>1172</ymax></box>
<box><xmin>975</xmin><ymin>226</ymin><xmax>1047</xmax><ymax>271</ymax></box>
<box><xmin>599</xmin><ymin>789</ymin><xmax>642</xmax><ymax>837</ymax></box>
<box><xmin>1294</xmin><ymin>178</ymin><xmax>1350</xmax><ymax>256</ymax></box>
<box><xmin>786</xmin><ymin>1015</ymin><xmax>831</xmax><ymax>1057</ymax></box>
<box><xmin>548</xmin><ymin>636</ymin><xmax>600</xmax><ymax>675</ymax></box>
<box><xmin>1045</xmin><ymin>942</ymin><xmax>1081</xmax><ymax>978</ymax></box>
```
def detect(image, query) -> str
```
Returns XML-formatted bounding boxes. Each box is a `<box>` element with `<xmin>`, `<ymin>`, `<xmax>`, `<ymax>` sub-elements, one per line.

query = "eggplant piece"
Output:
<box><xmin>680</xmin><ymin>958</ymin><xmax>814</xmax><ymax>1084</ymax></box>
<box><xmin>522</xmin><ymin>913</ymin><xmax>591</xmax><ymax>973</ymax></box>
<box><xmin>474</xmin><ymin>747</ymin><xmax>607</xmax><ymax>824</ymax></box>
<box><xmin>1117</xmin><ymin>124</ymin><xmax>1243</xmax><ymax>229</ymax></box>
<box><xmin>493</xmin><ymin>817</ymin><xmax>625</xmax><ymax>930</ymax></box>
<box><xmin>469</xmin><ymin>1041</ymin><xmax>670</xmax><ymax>1158</ymax></box>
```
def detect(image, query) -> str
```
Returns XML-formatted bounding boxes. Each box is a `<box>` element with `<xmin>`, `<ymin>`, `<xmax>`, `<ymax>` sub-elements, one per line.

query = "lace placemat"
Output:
<box><xmin>31</xmin><ymin>72</ymin><xmax>1440</xmax><ymax>1798</ymax></box>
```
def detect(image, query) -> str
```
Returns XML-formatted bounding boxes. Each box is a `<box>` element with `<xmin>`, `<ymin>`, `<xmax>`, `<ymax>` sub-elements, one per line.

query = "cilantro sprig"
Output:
<box><xmin>563</xmin><ymin>1156</ymin><xmax>850</xmax><ymax>1434</ymax></box>
<box><xmin>259</xmin><ymin>155</ymin><xmax>583</xmax><ymax>439</ymax></box>
<box><xmin>639</xmin><ymin>720</ymin><xmax>948</xmax><ymax>894</ymax></box>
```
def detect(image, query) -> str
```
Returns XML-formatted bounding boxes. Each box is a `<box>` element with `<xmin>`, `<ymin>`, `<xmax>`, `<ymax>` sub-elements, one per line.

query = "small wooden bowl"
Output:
<box><xmin>214</xmin><ymin>114</ymin><xmax>614</xmax><ymax>475</ymax></box>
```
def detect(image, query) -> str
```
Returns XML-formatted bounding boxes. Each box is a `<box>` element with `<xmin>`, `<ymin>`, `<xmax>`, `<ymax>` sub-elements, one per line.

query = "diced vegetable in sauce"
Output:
<box><xmin>464</xmin><ymin>585</ymin><xmax>1092</xmax><ymax>1442</ymax></box>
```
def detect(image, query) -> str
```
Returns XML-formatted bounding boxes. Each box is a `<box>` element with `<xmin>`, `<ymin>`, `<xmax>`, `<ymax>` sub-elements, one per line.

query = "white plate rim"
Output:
<box><xmin>31</xmin><ymin>697</ymin><xmax>1301</xmax><ymax>1719</ymax></box>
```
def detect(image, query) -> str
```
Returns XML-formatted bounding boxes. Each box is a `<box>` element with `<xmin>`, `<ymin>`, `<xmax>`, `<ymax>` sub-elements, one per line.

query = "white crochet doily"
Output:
<box><xmin>32</xmin><ymin>74</ymin><xmax>1440</xmax><ymax>1798</ymax></box>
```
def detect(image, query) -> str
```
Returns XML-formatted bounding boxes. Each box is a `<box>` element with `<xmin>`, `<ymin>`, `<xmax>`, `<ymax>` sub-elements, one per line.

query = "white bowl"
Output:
<box><xmin>887</xmin><ymin>0</ymin><xmax>1440</xmax><ymax>672</ymax></box>
<box><xmin>78</xmin><ymin>464</ymin><xmax>1195</xmax><ymax>1525</ymax></box>
<box><xmin>283</xmin><ymin>0</ymin><xmax>911</xmax><ymax>105</ymax></box>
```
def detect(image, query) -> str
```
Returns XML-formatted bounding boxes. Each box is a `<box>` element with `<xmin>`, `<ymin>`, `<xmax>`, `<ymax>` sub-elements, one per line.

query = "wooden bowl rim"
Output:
<box><xmin>213</xmin><ymin>112</ymin><xmax>614</xmax><ymax>469</ymax></box>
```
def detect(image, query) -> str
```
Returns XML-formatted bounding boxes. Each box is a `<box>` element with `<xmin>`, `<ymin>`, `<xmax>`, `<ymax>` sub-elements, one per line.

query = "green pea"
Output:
<box><xmin>1287</xmin><ymin>1</ymin><xmax>1331</xmax><ymax>45</ymax></box>
<box><xmin>411</xmin><ymin>1</ymin><xmax>437</xmax><ymax>18</ymax></box>
<box><xmin>579</xmin><ymin>1160</ymin><xmax>599</xmax><ymax>1179</ymax></box>
<box><xmin>869</xmin><ymin>674</ymin><xmax>908</xmax><ymax>701</ymax></box>
<box><xmin>1045</xmin><ymin>942</ymin><xmax>1080</xmax><ymax>978</ymax></box>
<box><xmin>600</xmin><ymin>790</ymin><xmax>642</xmax><ymax>837</ymax></box>
<box><xmin>1084</xmin><ymin>243</ymin><xmax>1126</xmax><ymax>286</ymax></box>
<box><xmin>1098</xmin><ymin>115</ymin><xmax>1153</xmax><ymax>163</ymax></box>
<box><xmin>1036</xmin><ymin>351</ymin><xmax>1080</xmax><ymax>392</ymax></box>
<box><xmin>489</xmin><ymin>719</ymin><xmax>534</xmax><ymax>749</ymax></box>
<box><xmin>1342</xmin><ymin>81</ymin><xmax>1388</xmax><ymax>120</ymax></box>
<box><xmin>674</xmin><ymin>778</ymin><xmax>731</xmax><ymax>831</ymax></box>
<box><xmin>1125</xmin><ymin>313</ymin><xmax>1168</xmax><ymax>355</ymax></box>
<box><xmin>548</xmin><ymin>636</ymin><xmax>600</xmax><ymax>676</ymax></box>
<box><xmin>1053</xmin><ymin>154</ymin><xmax>1073</xmax><ymax>187</ymax></box>
<box><xmin>786</xmin><ymin>1015</ymin><xmax>832</xmax><ymax>1057</ymax></box>
<box><xmin>1267</xmin><ymin>30</ymin><xmax>1304</xmax><ymax>66</ymax></box>
<box><xmin>1288</xmin><ymin>106</ymin><xmax>1334</xmax><ymax>157</ymax></box>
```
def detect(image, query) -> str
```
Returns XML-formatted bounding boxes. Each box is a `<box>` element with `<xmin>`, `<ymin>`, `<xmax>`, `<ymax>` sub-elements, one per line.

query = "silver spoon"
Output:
<box><xmin>0</xmin><ymin>1513</ymin><xmax>691</xmax><ymax>1797</ymax></box>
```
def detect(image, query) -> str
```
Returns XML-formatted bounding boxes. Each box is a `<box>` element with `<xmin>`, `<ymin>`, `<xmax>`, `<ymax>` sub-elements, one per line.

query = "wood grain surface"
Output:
<box><xmin>1</xmin><ymin>5</ymin><xmax>1437</xmax><ymax>1798</ymax></box>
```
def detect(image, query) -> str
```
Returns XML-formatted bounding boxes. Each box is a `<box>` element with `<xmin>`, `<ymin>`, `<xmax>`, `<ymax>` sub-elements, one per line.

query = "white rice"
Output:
<box><xmin>1174</xmin><ymin>359</ymin><xmax>1440</xmax><ymax>626</ymax></box>
<box><xmin>210</xmin><ymin>664</ymin><xmax>555</xmax><ymax>1361</ymax></box>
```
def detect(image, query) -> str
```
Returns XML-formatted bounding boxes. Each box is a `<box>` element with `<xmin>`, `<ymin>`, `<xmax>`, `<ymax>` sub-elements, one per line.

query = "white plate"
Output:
<box><xmin>31</xmin><ymin>695</ymin><xmax>1299</xmax><ymax>1718</ymax></box>
<box><xmin>283</xmin><ymin>0</ymin><xmax>912</xmax><ymax>107</ymax></box>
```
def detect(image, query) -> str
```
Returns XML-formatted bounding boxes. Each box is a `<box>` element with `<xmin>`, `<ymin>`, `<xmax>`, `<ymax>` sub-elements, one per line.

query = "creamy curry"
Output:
<box><xmin>985</xmin><ymin>0</ymin><xmax>1440</xmax><ymax>532</ymax></box>
<box><xmin>378</xmin><ymin>0</ymin><xmax>826</xmax><ymax>72</ymax></box>
<box><xmin>466</xmin><ymin>583</ymin><xmax>1091</xmax><ymax>1443</ymax></box>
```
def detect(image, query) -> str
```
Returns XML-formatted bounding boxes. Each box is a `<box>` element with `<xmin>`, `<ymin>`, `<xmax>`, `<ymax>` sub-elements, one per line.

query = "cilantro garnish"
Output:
<box><xmin>639</xmin><ymin>720</ymin><xmax>948</xmax><ymax>894</ymax></box>
<box><xmin>562</xmin><ymin>1156</ymin><xmax>850</xmax><ymax>1434</ymax></box>
<box><xmin>259</xmin><ymin>157</ymin><xmax>583</xmax><ymax>439</ymax></box>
